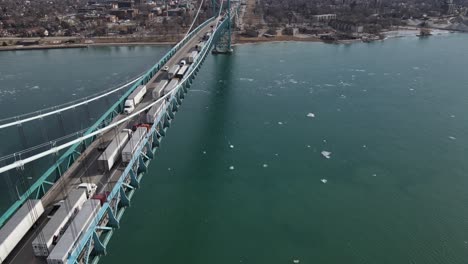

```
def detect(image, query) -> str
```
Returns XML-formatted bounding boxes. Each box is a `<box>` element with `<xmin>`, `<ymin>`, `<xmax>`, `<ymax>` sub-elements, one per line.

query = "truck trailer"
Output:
<box><xmin>144</xmin><ymin>101</ymin><xmax>165</xmax><ymax>124</ymax></box>
<box><xmin>47</xmin><ymin>199</ymin><xmax>101</xmax><ymax>264</ymax></box>
<box><xmin>124</xmin><ymin>85</ymin><xmax>147</xmax><ymax>114</ymax></box>
<box><xmin>121</xmin><ymin>127</ymin><xmax>147</xmax><ymax>164</ymax></box>
<box><xmin>151</xmin><ymin>80</ymin><xmax>168</xmax><ymax>100</ymax></box>
<box><xmin>97</xmin><ymin>130</ymin><xmax>131</xmax><ymax>171</ymax></box>
<box><xmin>0</xmin><ymin>200</ymin><xmax>45</xmax><ymax>263</ymax></box>
<box><xmin>32</xmin><ymin>189</ymin><xmax>87</xmax><ymax>257</ymax></box>
<box><xmin>163</xmin><ymin>78</ymin><xmax>179</xmax><ymax>95</ymax></box>
<box><xmin>188</xmin><ymin>51</ymin><xmax>198</xmax><ymax>63</ymax></box>
<box><xmin>176</xmin><ymin>65</ymin><xmax>189</xmax><ymax>78</ymax></box>
<box><xmin>168</xmin><ymin>65</ymin><xmax>180</xmax><ymax>79</ymax></box>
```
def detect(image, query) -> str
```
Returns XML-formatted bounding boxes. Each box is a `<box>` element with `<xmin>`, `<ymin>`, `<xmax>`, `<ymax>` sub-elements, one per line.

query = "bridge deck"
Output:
<box><xmin>4</xmin><ymin>20</ymin><xmax>216</xmax><ymax>264</ymax></box>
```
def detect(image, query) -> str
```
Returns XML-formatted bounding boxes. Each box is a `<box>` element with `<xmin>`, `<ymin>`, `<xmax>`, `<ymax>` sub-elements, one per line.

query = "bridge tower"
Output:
<box><xmin>212</xmin><ymin>0</ymin><xmax>233</xmax><ymax>54</ymax></box>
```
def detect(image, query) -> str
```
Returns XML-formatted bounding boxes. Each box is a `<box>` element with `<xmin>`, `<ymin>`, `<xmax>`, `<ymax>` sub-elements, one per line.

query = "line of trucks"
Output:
<box><xmin>0</xmin><ymin>31</ymin><xmax>210</xmax><ymax>264</ymax></box>
<box><xmin>0</xmin><ymin>183</ymin><xmax>99</xmax><ymax>264</ymax></box>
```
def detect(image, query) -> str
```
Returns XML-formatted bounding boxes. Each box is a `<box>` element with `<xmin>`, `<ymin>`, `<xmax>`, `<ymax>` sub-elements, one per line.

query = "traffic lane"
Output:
<box><xmin>6</xmin><ymin>211</ymin><xmax>50</xmax><ymax>264</ymax></box>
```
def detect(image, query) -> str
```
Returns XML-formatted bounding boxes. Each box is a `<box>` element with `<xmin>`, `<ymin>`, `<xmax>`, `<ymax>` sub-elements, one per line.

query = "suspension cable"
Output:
<box><xmin>185</xmin><ymin>0</ymin><xmax>205</xmax><ymax>36</ymax></box>
<box><xmin>0</xmin><ymin>73</ymin><xmax>144</xmax><ymax>130</ymax></box>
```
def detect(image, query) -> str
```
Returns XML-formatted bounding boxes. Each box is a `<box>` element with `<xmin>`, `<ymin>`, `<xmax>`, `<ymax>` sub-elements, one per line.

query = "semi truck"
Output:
<box><xmin>176</xmin><ymin>65</ymin><xmax>189</xmax><ymax>78</ymax></box>
<box><xmin>195</xmin><ymin>42</ymin><xmax>204</xmax><ymax>52</ymax></box>
<box><xmin>168</xmin><ymin>65</ymin><xmax>180</xmax><ymax>79</ymax></box>
<box><xmin>97</xmin><ymin>130</ymin><xmax>131</xmax><ymax>171</ymax></box>
<box><xmin>47</xmin><ymin>199</ymin><xmax>101</xmax><ymax>264</ymax></box>
<box><xmin>163</xmin><ymin>78</ymin><xmax>179</xmax><ymax>95</ymax></box>
<box><xmin>31</xmin><ymin>190</ymin><xmax>87</xmax><ymax>257</ymax></box>
<box><xmin>188</xmin><ymin>51</ymin><xmax>198</xmax><ymax>63</ymax></box>
<box><xmin>124</xmin><ymin>85</ymin><xmax>146</xmax><ymax>114</ymax></box>
<box><xmin>151</xmin><ymin>80</ymin><xmax>168</xmax><ymax>100</ymax></box>
<box><xmin>144</xmin><ymin>101</ymin><xmax>165</xmax><ymax>124</ymax></box>
<box><xmin>0</xmin><ymin>200</ymin><xmax>45</xmax><ymax>263</ymax></box>
<box><xmin>121</xmin><ymin>127</ymin><xmax>147</xmax><ymax>164</ymax></box>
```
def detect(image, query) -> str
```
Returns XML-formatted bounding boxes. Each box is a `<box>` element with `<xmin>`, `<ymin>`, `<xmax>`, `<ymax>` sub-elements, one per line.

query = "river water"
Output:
<box><xmin>2</xmin><ymin>33</ymin><xmax>468</xmax><ymax>263</ymax></box>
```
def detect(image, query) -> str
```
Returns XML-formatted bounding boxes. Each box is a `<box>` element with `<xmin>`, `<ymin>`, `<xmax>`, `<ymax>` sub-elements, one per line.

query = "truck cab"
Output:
<box><xmin>124</xmin><ymin>100</ymin><xmax>135</xmax><ymax>114</ymax></box>
<box><xmin>77</xmin><ymin>183</ymin><xmax>98</xmax><ymax>199</ymax></box>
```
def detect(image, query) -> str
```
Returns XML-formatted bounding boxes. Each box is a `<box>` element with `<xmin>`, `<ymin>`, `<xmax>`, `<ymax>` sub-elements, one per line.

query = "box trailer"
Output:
<box><xmin>163</xmin><ymin>78</ymin><xmax>179</xmax><ymax>95</ymax></box>
<box><xmin>188</xmin><ymin>51</ymin><xmax>198</xmax><ymax>63</ymax></box>
<box><xmin>0</xmin><ymin>200</ymin><xmax>44</xmax><ymax>263</ymax></box>
<box><xmin>97</xmin><ymin>130</ymin><xmax>131</xmax><ymax>171</ymax></box>
<box><xmin>175</xmin><ymin>65</ymin><xmax>189</xmax><ymax>78</ymax></box>
<box><xmin>124</xmin><ymin>85</ymin><xmax>147</xmax><ymax>114</ymax></box>
<box><xmin>121</xmin><ymin>127</ymin><xmax>147</xmax><ymax>164</ymax></box>
<box><xmin>32</xmin><ymin>189</ymin><xmax>87</xmax><ymax>257</ymax></box>
<box><xmin>195</xmin><ymin>42</ymin><xmax>204</xmax><ymax>52</ymax></box>
<box><xmin>168</xmin><ymin>65</ymin><xmax>180</xmax><ymax>79</ymax></box>
<box><xmin>47</xmin><ymin>199</ymin><xmax>101</xmax><ymax>264</ymax></box>
<box><xmin>144</xmin><ymin>101</ymin><xmax>165</xmax><ymax>124</ymax></box>
<box><xmin>151</xmin><ymin>80</ymin><xmax>168</xmax><ymax>100</ymax></box>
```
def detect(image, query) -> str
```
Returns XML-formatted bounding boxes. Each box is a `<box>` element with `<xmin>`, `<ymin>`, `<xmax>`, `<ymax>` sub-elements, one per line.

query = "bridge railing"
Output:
<box><xmin>0</xmin><ymin>17</ymin><xmax>215</xmax><ymax>228</ymax></box>
<box><xmin>67</xmin><ymin>14</ymin><xmax>230</xmax><ymax>264</ymax></box>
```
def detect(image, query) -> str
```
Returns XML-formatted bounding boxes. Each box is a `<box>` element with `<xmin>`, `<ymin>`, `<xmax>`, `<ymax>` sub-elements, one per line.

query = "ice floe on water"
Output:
<box><xmin>266</xmin><ymin>93</ymin><xmax>274</xmax><ymax>97</ymax></box>
<box><xmin>362</xmin><ymin>145</ymin><xmax>367</xmax><ymax>148</ymax></box>
<box><xmin>279</xmin><ymin>59</ymin><xmax>285</xmax><ymax>63</ymax></box>
<box><xmin>324</xmin><ymin>84</ymin><xmax>335</xmax><ymax>87</ymax></box>
<box><xmin>321</xmin><ymin>179</ymin><xmax>328</xmax><ymax>184</ymax></box>
<box><xmin>229</xmin><ymin>144</ymin><xmax>234</xmax><ymax>149</ymax></box>
<box><xmin>409</xmin><ymin>88</ymin><xmax>415</xmax><ymax>91</ymax></box>
<box><xmin>307</xmin><ymin>145</ymin><xmax>311</xmax><ymax>148</ymax></box>
<box><xmin>449</xmin><ymin>136</ymin><xmax>456</xmax><ymax>140</ymax></box>
<box><xmin>202</xmin><ymin>151</ymin><xmax>207</xmax><ymax>154</ymax></box>
<box><xmin>412</xmin><ymin>66</ymin><xmax>420</xmax><ymax>70</ymax></box>
<box><xmin>306</xmin><ymin>113</ymin><xmax>315</xmax><ymax>118</ymax></box>
<box><xmin>262</xmin><ymin>164</ymin><xmax>268</xmax><ymax>168</ymax></box>
<box><xmin>340</xmin><ymin>94</ymin><xmax>347</xmax><ymax>99</ymax></box>
<box><xmin>451</xmin><ymin>115</ymin><xmax>455</xmax><ymax>118</ymax></box>
<box><xmin>289</xmin><ymin>79</ymin><xmax>298</xmax><ymax>84</ymax></box>
<box><xmin>372</xmin><ymin>174</ymin><xmax>377</xmax><ymax>177</ymax></box>
<box><xmin>239</xmin><ymin>77</ymin><xmax>254</xmax><ymax>82</ymax></box>
<box><xmin>229</xmin><ymin>166</ymin><xmax>235</xmax><ymax>170</ymax></box>
<box><xmin>278</xmin><ymin>121</ymin><xmax>283</xmax><ymax>125</ymax></box>
<box><xmin>321</xmin><ymin>151</ymin><xmax>331</xmax><ymax>159</ymax></box>
<box><xmin>30</xmin><ymin>85</ymin><xmax>40</xmax><ymax>90</ymax></box>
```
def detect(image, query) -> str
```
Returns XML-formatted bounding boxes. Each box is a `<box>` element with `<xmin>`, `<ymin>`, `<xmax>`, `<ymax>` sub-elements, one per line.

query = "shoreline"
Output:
<box><xmin>0</xmin><ymin>28</ymin><xmax>461</xmax><ymax>51</ymax></box>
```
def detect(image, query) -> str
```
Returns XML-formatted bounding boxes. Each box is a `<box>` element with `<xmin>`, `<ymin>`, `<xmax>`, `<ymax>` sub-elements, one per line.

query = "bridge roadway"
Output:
<box><xmin>5</xmin><ymin>18</ymin><xmax>217</xmax><ymax>264</ymax></box>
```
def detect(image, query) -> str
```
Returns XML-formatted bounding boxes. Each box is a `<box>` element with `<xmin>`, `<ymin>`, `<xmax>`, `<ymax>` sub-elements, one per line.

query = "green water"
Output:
<box><xmin>3</xmin><ymin>34</ymin><xmax>468</xmax><ymax>263</ymax></box>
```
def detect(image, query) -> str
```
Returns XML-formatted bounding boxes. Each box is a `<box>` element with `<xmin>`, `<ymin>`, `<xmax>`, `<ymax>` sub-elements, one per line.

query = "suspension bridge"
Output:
<box><xmin>0</xmin><ymin>0</ymin><xmax>238</xmax><ymax>263</ymax></box>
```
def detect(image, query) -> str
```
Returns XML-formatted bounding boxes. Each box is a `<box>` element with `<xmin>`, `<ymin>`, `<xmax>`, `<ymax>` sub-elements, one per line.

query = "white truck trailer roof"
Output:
<box><xmin>32</xmin><ymin>189</ymin><xmax>87</xmax><ymax>257</ymax></box>
<box><xmin>47</xmin><ymin>199</ymin><xmax>101</xmax><ymax>264</ymax></box>
<box><xmin>0</xmin><ymin>199</ymin><xmax>44</xmax><ymax>263</ymax></box>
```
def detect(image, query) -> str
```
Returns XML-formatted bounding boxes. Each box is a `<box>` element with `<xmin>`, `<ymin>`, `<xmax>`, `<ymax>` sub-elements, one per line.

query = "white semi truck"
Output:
<box><xmin>124</xmin><ymin>85</ymin><xmax>146</xmax><ymax>114</ymax></box>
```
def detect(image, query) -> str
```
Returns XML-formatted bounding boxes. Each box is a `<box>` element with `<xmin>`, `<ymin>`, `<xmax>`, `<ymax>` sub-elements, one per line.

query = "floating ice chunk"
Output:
<box><xmin>412</xmin><ymin>66</ymin><xmax>420</xmax><ymax>70</ymax></box>
<box><xmin>229</xmin><ymin>144</ymin><xmax>234</xmax><ymax>149</ymax></box>
<box><xmin>323</xmin><ymin>139</ymin><xmax>327</xmax><ymax>143</ymax></box>
<box><xmin>362</xmin><ymin>89</ymin><xmax>367</xmax><ymax>92</ymax></box>
<box><xmin>293</xmin><ymin>260</ymin><xmax>300</xmax><ymax>264</ymax></box>
<box><xmin>340</xmin><ymin>94</ymin><xmax>347</xmax><ymax>99</ymax></box>
<box><xmin>320</xmin><ymin>179</ymin><xmax>327</xmax><ymax>184</ymax></box>
<box><xmin>202</xmin><ymin>151</ymin><xmax>207</xmax><ymax>154</ymax></box>
<box><xmin>168</xmin><ymin>168</ymin><xmax>171</xmax><ymax>171</ymax></box>
<box><xmin>321</xmin><ymin>151</ymin><xmax>331</xmax><ymax>159</ymax></box>
<box><xmin>229</xmin><ymin>166</ymin><xmax>235</xmax><ymax>170</ymax></box>
<box><xmin>449</xmin><ymin>136</ymin><xmax>456</xmax><ymax>140</ymax></box>
<box><xmin>262</xmin><ymin>164</ymin><xmax>268</xmax><ymax>168</ymax></box>
<box><xmin>372</xmin><ymin>174</ymin><xmax>377</xmax><ymax>177</ymax></box>
<box><xmin>31</xmin><ymin>85</ymin><xmax>40</xmax><ymax>90</ymax></box>
<box><xmin>275</xmin><ymin>153</ymin><xmax>279</xmax><ymax>156</ymax></box>
<box><xmin>306</xmin><ymin>113</ymin><xmax>315</xmax><ymax>118</ymax></box>
<box><xmin>266</xmin><ymin>93</ymin><xmax>274</xmax><ymax>97</ymax></box>
<box><xmin>278</xmin><ymin>121</ymin><xmax>283</xmax><ymax>125</ymax></box>
<box><xmin>409</xmin><ymin>88</ymin><xmax>415</xmax><ymax>91</ymax></box>
<box><xmin>451</xmin><ymin>115</ymin><xmax>455</xmax><ymax>118</ymax></box>
<box><xmin>307</xmin><ymin>145</ymin><xmax>311</xmax><ymax>148</ymax></box>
